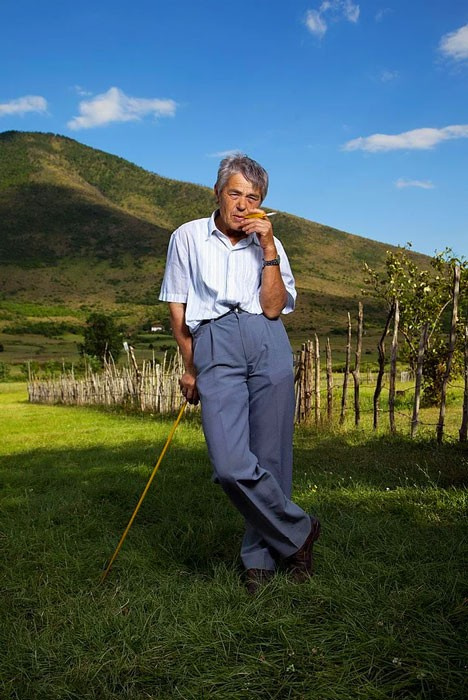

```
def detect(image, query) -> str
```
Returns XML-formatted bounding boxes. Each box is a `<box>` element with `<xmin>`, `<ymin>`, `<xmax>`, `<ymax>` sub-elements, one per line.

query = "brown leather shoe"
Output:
<box><xmin>284</xmin><ymin>516</ymin><xmax>321</xmax><ymax>582</ymax></box>
<box><xmin>245</xmin><ymin>568</ymin><xmax>274</xmax><ymax>596</ymax></box>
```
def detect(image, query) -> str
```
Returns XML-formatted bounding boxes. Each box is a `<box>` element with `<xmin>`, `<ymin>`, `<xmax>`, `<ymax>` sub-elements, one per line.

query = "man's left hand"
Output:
<box><xmin>241</xmin><ymin>210</ymin><xmax>277</xmax><ymax>258</ymax></box>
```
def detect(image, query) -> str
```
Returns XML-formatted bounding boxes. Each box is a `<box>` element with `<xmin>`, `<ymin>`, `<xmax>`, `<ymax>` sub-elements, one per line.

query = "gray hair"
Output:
<box><xmin>215</xmin><ymin>153</ymin><xmax>269</xmax><ymax>201</ymax></box>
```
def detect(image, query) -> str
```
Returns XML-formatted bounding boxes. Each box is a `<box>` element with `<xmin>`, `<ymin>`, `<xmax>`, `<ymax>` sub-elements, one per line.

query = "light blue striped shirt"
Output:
<box><xmin>159</xmin><ymin>211</ymin><xmax>296</xmax><ymax>332</ymax></box>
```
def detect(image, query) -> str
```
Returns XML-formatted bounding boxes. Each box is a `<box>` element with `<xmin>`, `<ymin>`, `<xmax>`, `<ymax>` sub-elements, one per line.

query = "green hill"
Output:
<box><xmin>0</xmin><ymin>130</ymin><xmax>428</xmax><ymax>365</ymax></box>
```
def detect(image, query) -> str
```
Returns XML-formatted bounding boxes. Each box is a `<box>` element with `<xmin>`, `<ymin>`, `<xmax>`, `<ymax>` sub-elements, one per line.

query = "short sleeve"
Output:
<box><xmin>159</xmin><ymin>228</ymin><xmax>190</xmax><ymax>303</ymax></box>
<box><xmin>275</xmin><ymin>239</ymin><xmax>296</xmax><ymax>314</ymax></box>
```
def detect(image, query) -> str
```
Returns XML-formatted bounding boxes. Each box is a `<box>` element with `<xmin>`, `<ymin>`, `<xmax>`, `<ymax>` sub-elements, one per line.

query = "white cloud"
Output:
<box><xmin>207</xmin><ymin>149</ymin><xmax>241</xmax><ymax>158</ymax></box>
<box><xmin>343</xmin><ymin>0</ymin><xmax>360</xmax><ymax>23</ymax></box>
<box><xmin>395</xmin><ymin>178</ymin><xmax>435</xmax><ymax>190</ymax></box>
<box><xmin>67</xmin><ymin>86</ymin><xmax>177</xmax><ymax>130</ymax></box>
<box><xmin>305</xmin><ymin>9</ymin><xmax>327</xmax><ymax>38</ymax></box>
<box><xmin>343</xmin><ymin>124</ymin><xmax>468</xmax><ymax>152</ymax></box>
<box><xmin>439</xmin><ymin>24</ymin><xmax>468</xmax><ymax>61</ymax></box>
<box><xmin>304</xmin><ymin>1</ymin><xmax>359</xmax><ymax>38</ymax></box>
<box><xmin>0</xmin><ymin>95</ymin><xmax>48</xmax><ymax>117</ymax></box>
<box><xmin>73</xmin><ymin>85</ymin><xmax>93</xmax><ymax>97</ymax></box>
<box><xmin>375</xmin><ymin>8</ymin><xmax>392</xmax><ymax>23</ymax></box>
<box><xmin>380</xmin><ymin>69</ymin><xmax>399</xmax><ymax>82</ymax></box>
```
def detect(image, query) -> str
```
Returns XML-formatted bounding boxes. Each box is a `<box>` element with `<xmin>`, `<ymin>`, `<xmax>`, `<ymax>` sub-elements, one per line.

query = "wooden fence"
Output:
<box><xmin>28</xmin><ymin>351</ymin><xmax>185</xmax><ymax>414</ymax></box>
<box><xmin>294</xmin><ymin>338</ymin><xmax>415</xmax><ymax>423</ymax></box>
<box><xmin>28</xmin><ymin>265</ymin><xmax>467</xmax><ymax>442</ymax></box>
<box><xmin>294</xmin><ymin>267</ymin><xmax>468</xmax><ymax>443</ymax></box>
<box><xmin>27</xmin><ymin>340</ymin><xmax>420</xmax><ymax>425</ymax></box>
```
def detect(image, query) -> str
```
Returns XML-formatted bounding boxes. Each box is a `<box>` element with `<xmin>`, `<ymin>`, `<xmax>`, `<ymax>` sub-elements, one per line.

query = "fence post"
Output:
<box><xmin>294</xmin><ymin>350</ymin><xmax>301</xmax><ymax>423</ymax></box>
<box><xmin>374</xmin><ymin>302</ymin><xmax>394</xmax><ymax>429</ymax></box>
<box><xmin>437</xmin><ymin>265</ymin><xmax>461</xmax><ymax>443</ymax></box>
<box><xmin>308</xmin><ymin>339</ymin><xmax>315</xmax><ymax>422</ymax></box>
<box><xmin>340</xmin><ymin>312</ymin><xmax>352</xmax><ymax>425</ymax></box>
<box><xmin>326</xmin><ymin>337</ymin><xmax>333</xmax><ymax>422</ymax></box>
<box><xmin>460</xmin><ymin>323</ymin><xmax>468</xmax><ymax>442</ymax></box>
<box><xmin>388</xmin><ymin>299</ymin><xmax>400</xmax><ymax>434</ymax></box>
<box><xmin>411</xmin><ymin>323</ymin><xmax>429</xmax><ymax>438</ymax></box>
<box><xmin>299</xmin><ymin>343</ymin><xmax>307</xmax><ymax>422</ymax></box>
<box><xmin>351</xmin><ymin>302</ymin><xmax>363</xmax><ymax>427</ymax></box>
<box><xmin>314</xmin><ymin>334</ymin><xmax>321</xmax><ymax>425</ymax></box>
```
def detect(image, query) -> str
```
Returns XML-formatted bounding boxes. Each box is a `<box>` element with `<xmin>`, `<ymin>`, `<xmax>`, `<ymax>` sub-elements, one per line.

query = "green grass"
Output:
<box><xmin>0</xmin><ymin>383</ymin><xmax>466</xmax><ymax>699</ymax></box>
<box><xmin>0</xmin><ymin>300</ymin><xmax>83</xmax><ymax>320</ymax></box>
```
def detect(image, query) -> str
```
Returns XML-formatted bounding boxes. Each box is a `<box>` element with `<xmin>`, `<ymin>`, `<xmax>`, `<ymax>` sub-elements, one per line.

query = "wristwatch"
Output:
<box><xmin>262</xmin><ymin>255</ymin><xmax>280</xmax><ymax>268</ymax></box>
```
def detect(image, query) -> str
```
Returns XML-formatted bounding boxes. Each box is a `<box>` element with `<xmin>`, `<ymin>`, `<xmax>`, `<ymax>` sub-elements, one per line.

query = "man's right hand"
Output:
<box><xmin>179</xmin><ymin>371</ymin><xmax>199</xmax><ymax>405</ymax></box>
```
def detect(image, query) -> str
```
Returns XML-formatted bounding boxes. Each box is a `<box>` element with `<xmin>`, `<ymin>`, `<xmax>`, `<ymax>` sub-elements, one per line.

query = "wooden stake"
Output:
<box><xmin>299</xmin><ymin>344</ymin><xmax>306</xmax><ymax>422</ymax></box>
<box><xmin>351</xmin><ymin>302</ymin><xmax>363</xmax><ymax>427</ymax></box>
<box><xmin>460</xmin><ymin>323</ymin><xmax>468</xmax><ymax>443</ymax></box>
<box><xmin>326</xmin><ymin>337</ymin><xmax>333</xmax><ymax>422</ymax></box>
<box><xmin>411</xmin><ymin>323</ymin><xmax>429</xmax><ymax>438</ymax></box>
<box><xmin>374</xmin><ymin>302</ymin><xmax>394</xmax><ymax>429</ymax></box>
<box><xmin>307</xmin><ymin>340</ymin><xmax>314</xmax><ymax>421</ymax></box>
<box><xmin>314</xmin><ymin>334</ymin><xmax>321</xmax><ymax>425</ymax></box>
<box><xmin>389</xmin><ymin>299</ymin><xmax>400</xmax><ymax>434</ymax></box>
<box><xmin>437</xmin><ymin>265</ymin><xmax>461</xmax><ymax>443</ymax></box>
<box><xmin>340</xmin><ymin>312</ymin><xmax>352</xmax><ymax>425</ymax></box>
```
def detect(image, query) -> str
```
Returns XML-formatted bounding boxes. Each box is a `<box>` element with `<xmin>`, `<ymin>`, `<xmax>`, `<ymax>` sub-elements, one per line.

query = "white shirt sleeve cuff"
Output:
<box><xmin>281</xmin><ymin>292</ymin><xmax>296</xmax><ymax>315</ymax></box>
<box><xmin>158</xmin><ymin>292</ymin><xmax>188</xmax><ymax>303</ymax></box>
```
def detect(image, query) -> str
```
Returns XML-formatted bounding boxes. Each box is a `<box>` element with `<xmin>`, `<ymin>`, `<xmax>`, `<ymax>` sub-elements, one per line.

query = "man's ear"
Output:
<box><xmin>214</xmin><ymin>184</ymin><xmax>219</xmax><ymax>202</ymax></box>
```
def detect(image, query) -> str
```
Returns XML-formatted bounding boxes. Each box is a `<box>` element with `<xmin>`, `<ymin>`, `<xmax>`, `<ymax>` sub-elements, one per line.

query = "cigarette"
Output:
<box><xmin>243</xmin><ymin>212</ymin><xmax>277</xmax><ymax>219</ymax></box>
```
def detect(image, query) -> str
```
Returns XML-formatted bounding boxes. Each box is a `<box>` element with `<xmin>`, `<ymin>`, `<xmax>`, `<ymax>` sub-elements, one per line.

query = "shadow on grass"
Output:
<box><xmin>293</xmin><ymin>430</ymin><xmax>468</xmax><ymax>489</ymax></box>
<box><xmin>1</xmin><ymin>428</ymin><xmax>466</xmax><ymax>581</ymax></box>
<box><xmin>1</xmin><ymin>428</ymin><xmax>466</xmax><ymax>700</ymax></box>
<box><xmin>1</xmin><ymin>436</ymin><xmax>247</xmax><ymax>577</ymax></box>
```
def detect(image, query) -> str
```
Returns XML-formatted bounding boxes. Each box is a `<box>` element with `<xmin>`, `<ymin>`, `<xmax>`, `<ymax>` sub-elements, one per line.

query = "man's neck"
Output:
<box><xmin>214</xmin><ymin>212</ymin><xmax>248</xmax><ymax>246</ymax></box>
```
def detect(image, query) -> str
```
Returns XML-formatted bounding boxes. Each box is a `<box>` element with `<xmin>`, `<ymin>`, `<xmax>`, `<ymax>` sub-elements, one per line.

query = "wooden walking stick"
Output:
<box><xmin>100</xmin><ymin>401</ymin><xmax>187</xmax><ymax>583</ymax></box>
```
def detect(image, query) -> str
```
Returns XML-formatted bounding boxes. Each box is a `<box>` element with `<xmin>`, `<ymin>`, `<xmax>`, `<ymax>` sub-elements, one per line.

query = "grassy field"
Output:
<box><xmin>1</xmin><ymin>383</ymin><xmax>466</xmax><ymax>699</ymax></box>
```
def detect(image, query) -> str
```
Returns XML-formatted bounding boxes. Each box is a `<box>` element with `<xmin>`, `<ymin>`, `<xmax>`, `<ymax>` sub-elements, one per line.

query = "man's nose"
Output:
<box><xmin>236</xmin><ymin>197</ymin><xmax>247</xmax><ymax>210</ymax></box>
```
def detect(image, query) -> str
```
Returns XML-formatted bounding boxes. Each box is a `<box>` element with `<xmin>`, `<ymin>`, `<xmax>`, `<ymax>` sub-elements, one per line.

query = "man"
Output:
<box><xmin>159</xmin><ymin>154</ymin><xmax>320</xmax><ymax>594</ymax></box>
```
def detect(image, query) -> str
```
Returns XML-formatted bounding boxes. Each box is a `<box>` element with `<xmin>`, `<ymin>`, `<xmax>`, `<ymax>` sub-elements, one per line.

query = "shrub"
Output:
<box><xmin>3</xmin><ymin>322</ymin><xmax>81</xmax><ymax>338</ymax></box>
<box><xmin>0</xmin><ymin>362</ymin><xmax>11</xmax><ymax>381</ymax></box>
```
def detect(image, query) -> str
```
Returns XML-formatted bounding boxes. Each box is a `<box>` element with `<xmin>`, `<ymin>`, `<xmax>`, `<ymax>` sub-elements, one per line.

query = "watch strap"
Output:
<box><xmin>262</xmin><ymin>255</ymin><xmax>281</xmax><ymax>268</ymax></box>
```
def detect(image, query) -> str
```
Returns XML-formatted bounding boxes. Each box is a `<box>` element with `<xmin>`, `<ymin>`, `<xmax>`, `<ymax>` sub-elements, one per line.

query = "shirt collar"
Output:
<box><xmin>207</xmin><ymin>210</ymin><xmax>260</xmax><ymax>247</ymax></box>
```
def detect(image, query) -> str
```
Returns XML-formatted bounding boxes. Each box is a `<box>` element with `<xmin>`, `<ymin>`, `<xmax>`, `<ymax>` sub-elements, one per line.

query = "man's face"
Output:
<box><xmin>215</xmin><ymin>173</ymin><xmax>262</xmax><ymax>236</ymax></box>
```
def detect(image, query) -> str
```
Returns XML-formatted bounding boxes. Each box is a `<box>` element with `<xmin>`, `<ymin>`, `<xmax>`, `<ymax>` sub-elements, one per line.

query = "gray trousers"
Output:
<box><xmin>192</xmin><ymin>311</ymin><xmax>310</xmax><ymax>570</ymax></box>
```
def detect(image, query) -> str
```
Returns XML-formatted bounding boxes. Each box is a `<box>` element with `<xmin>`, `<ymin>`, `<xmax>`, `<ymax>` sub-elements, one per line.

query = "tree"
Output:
<box><xmin>0</xmin><ymin>362</ymin><xmax>10</xmax><ymax>381</ymax></box>
<box><xmin>79</xmin><ymin>313</ymin><xmax>124</xmax><ymax>366</ymax></box>
<box><xmin>364</xmin><ymin>247</ymin><xmax>467</xmax><ymax>407</ymax></box>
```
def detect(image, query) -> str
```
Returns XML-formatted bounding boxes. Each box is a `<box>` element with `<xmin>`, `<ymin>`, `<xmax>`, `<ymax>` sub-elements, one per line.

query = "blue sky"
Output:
<box><xmin>1</xmin><ymin>0</ymin><xmax>467</xmax><ymax>258</ymax></box>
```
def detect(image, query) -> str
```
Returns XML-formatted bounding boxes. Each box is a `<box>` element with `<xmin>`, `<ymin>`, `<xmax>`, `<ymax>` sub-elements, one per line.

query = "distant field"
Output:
<box><xmin>0</xmin><ymin>298</ymin><xmax>384</xmax><ymax>373</ymax></box>
<box><xmin>0</xmin><ymin>297</ymin><xmax>178</xmax><ymax>373</ymax></box>
<box><xmin>0</xmin><ymin>300</ymin><xmax>85</xmax><ymax>319</ymax></box>
<box><xmin>0</xmin><ymin>382</ymin><xmax>466</xmax><ymax>699</ymax></box>
<box><xmin>0</xmin><ymin>331</ymin><xmax>177</xmax><ymax>371</ymax></box>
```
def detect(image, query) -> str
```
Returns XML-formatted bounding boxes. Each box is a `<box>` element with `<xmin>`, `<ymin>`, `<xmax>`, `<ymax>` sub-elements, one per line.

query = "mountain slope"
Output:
<box><xmin>0</xmin><ymin>131</ymin><xmax>428</xmax><ymax>344</ymax></box>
